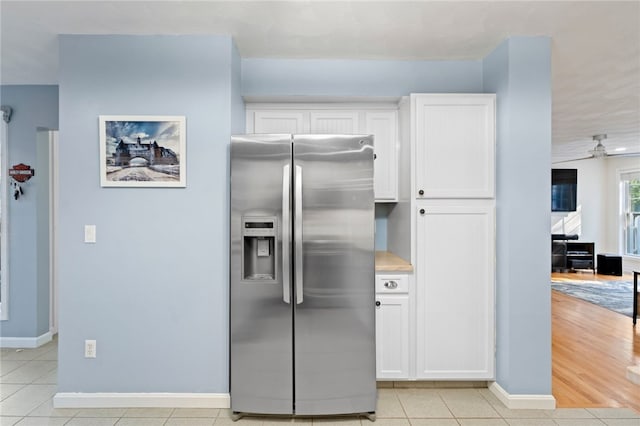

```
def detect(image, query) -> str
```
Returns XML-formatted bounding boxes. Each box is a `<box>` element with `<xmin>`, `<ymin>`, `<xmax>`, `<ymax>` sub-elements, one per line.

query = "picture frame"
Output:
<box><xmin>99</xmin><ymin>115</ymin><xmax>186</xmax><ymax>187</ymax></box>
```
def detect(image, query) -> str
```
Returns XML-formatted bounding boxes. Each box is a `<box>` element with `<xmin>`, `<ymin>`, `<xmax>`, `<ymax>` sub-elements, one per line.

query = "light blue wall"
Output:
<box><xmin>57</xmin><ymin>35</ymin><xmax>239</xmax><ymax>392</ymax></box>
<box><xmin>231</xmin><ymin>43</ymin><xmax>245</xmax><ymax>135</ymax></box>
<box><xmin>0</xmin><ymin>85</ymin><xmax>58</xmax><ymax>338</ymax></box>
<box><xmin>242</xmin><ymin>59</ymin><xmax>483</xmax><ymax>97</ymax></box>
<box><xmin>375</xmin><ymin>204</ymin><xmax>396</xmax><ymax>251</ymax></box>
<box><xmin>483</xmin><ymin>37</ymin><xmax>552</xmax><ymax>394</ymax></box>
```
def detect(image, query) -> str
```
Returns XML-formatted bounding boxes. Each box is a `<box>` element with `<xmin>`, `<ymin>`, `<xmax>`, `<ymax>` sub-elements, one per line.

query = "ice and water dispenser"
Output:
<box><xmin>242</xmin><ymin>217</ymin><xmax>277</xmax><ymax>281</ymax></box>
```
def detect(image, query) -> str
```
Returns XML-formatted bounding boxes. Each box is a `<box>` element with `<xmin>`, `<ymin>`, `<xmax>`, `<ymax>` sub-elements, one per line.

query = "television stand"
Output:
<box><xmin>552</xmin><ymin>240</ymin><xmax>595</xmax><ymax>273</ymax></box>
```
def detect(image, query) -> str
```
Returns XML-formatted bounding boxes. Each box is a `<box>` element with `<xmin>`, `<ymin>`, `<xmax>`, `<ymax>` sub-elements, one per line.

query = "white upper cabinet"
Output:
<box><xmin>252</xmin><ymin>111</ymin><xmax>306</xmax><ymax>134</ymax></box>
<box><xmin>366</xmin><ymin>111</ymin><xmax>398</xmax><ymax>201</ymax></box>
<box><xmin>309</xmin><ymin>111</ymin><xmax>360</xmax><ymax>134</ymax></box>
<box><xmin>246</xmin><ymin>105</ymin><xmax>398</xmax><ymax>201</ymax></box>
<box><xmin>413</xmin><ymin>94</ymin><xmax>495</xmax><ymax>199</ymax></box>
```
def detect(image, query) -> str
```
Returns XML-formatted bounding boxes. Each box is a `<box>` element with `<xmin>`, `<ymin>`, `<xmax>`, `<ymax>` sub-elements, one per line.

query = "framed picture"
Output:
<box><xmin>99</xmin><ymin>115</ymin><xmax>186</xmax><ymax>187</ymax></box>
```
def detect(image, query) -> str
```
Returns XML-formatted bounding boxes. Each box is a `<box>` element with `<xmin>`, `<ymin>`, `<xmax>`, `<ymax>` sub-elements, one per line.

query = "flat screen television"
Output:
<box><xmin>552</xmin><ymin>169</ymin><xmax>577</xmax><ymax>212</ymax></box>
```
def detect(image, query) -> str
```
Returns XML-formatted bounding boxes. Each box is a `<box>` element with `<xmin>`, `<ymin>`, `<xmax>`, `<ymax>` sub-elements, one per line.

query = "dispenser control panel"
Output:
<box><xmin>243</xmin><ymin>219</ymin><xmax>276</xmax><ymax>237</ymax></box>
<box><xmin>242</xmin><ymin>217</ymin><xmax>277</xmax><ymax>281</ymax></box>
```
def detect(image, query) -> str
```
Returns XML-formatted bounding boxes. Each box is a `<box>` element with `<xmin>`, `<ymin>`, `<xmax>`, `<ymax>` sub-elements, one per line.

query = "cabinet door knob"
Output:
<box><xmin>384</xmin><ymin>281</ymin><xmax>398</xmax><ymax>289</ymax></box>
<box><xmin>419</xmin><ymin>209</ymin><xmax>425</xmax><ymax>215</ymax></box>
<box><xmin>375</xmin><ymin>301</ymin><xmax>381</xmax><ymax>307</ymax></box>
<box><xmin>374</xmin><ymin>153</ymin><xmax>377</xmax><ymax>160</ymax></box>
<box><xmin>418</xmin><ymin>189</ymin><xmax>424</xmax><ymax>195</ymax></box>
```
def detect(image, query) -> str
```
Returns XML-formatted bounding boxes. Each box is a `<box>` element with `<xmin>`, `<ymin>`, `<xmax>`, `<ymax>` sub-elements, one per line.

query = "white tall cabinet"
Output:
<box><xmin>246</xmin><ymin>104</ymin><xmax>398</xmax><ymax>201</ymax></box>
<box><xmin>411</xmin><ymin>94</ymin><xmax>496</xmax><ymax>380</ymax></box>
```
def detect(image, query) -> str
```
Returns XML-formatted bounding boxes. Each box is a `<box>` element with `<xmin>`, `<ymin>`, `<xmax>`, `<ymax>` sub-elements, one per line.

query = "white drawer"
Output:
<box><xmin>375</xmin><ymin>275</ymin><xmax>408</xmax><ymax>293</ymax></box>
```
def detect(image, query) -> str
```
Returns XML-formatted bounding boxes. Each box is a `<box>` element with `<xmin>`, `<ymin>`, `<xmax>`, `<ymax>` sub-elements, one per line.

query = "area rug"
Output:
<box><xmin>551</xmin><ymin>278</ymin><xmax>634</xmax><ymax>317</ymax></box>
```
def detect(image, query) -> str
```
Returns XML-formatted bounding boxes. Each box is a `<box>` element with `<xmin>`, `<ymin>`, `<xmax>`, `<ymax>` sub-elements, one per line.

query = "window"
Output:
<box><xmin>621</xmin><ymin>170</ymin><xmax>640</xmax><ymax>256</ymax></box>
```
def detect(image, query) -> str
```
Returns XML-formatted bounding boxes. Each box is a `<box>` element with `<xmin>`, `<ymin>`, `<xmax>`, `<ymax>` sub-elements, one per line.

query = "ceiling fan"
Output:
<box><xmin>553</xmin><ymin>134</ymin><xmax>640</xmax><ymax>164</ymax></box>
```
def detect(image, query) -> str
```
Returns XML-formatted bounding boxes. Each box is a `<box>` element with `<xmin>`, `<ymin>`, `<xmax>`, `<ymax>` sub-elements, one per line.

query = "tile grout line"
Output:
<box><xmin>391</xmin><ymin>388</ymin><xmax>412</xmax><ymax>424</ymax></box>
<box><xmin>434</xmin><ymin>388</ymin><xmax>458</xmax><ymax>423</ymax></box>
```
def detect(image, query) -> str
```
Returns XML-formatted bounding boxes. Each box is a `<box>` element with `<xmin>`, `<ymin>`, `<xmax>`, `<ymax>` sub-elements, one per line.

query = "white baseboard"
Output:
<box><xmin>53</xmin><ymin>392</ymin><xmax>231</xmax><ymax>409</ymax></box>
<box><xmin>0</xmin><ymin>331</ymin><xmax>53</xmax><ymax>348</ymax></box>
<box><xmin>489</xmin><ymin>382</ymin><xmax>556</xmax><ymax>409</ymax></box>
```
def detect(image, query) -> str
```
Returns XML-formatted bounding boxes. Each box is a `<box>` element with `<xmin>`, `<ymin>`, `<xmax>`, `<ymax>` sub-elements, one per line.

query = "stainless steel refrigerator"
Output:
<box><xmin>230</xmin><ymin>134</ymin><xmax>376</xmax><ymax>418</ymax></box>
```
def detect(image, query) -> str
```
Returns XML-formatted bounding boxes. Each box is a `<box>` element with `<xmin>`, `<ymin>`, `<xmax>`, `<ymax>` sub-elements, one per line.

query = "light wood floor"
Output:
<box><xmin>551</xmin><ymin>271</ymin><xmax>640</xmax><ymax>412</ymax></box>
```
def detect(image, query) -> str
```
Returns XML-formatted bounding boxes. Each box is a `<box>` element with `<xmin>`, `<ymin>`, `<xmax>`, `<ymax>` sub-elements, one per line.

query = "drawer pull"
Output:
<box><xmin>384</xmin><ymin>281</ymin><xmax>398</xmax><ymax>289</ymax></box>
<box><xmin>375</xmin><ymin>301</ymin><xmax>381</xmax><ymax>307</ymax></box>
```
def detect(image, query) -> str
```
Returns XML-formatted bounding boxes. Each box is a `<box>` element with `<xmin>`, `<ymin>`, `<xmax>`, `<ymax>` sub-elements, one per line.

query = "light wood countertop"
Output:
<box><xmin>375</xmin><ymin>251</ymin><xmax>413</xmax><ymax>272</ymax></box>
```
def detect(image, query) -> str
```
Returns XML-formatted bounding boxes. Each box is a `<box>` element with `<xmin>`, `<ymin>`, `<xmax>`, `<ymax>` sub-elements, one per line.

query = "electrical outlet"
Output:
<box><xmin>85</xmin><ymin>340</ymin><xmax>96</xmax><ymax>358</ymax></box>
<box><xmin>84</xmin><ymin>225</ymin><xmax>96</xmax><ymax>243</ymax></box>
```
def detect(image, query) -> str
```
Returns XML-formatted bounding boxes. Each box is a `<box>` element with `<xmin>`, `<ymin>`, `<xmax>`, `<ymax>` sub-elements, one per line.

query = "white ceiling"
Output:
<box><xmin>1</xmin><ymin>0</ymin><xmax>639</xmax><ymax>163</ymax></box>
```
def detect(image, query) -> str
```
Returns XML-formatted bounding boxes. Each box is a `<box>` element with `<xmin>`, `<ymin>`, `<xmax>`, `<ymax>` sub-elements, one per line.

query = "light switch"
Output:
<box><xmin>84</xmin><ymin>225</ymin><xmax>96</xmax><ymax>243</ymax></box>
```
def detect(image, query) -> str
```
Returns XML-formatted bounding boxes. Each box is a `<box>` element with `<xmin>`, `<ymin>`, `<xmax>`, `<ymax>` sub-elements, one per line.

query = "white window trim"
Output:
<box><xmin>618</xmin><ymin>166</ymin><xmax>640</xmax><ymax>259</ymax></box>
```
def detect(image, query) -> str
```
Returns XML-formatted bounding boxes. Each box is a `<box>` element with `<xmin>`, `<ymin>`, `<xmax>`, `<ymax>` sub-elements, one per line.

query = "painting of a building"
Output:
<box><xmin>113</xmin><ymin>136</ymin><xmax>178</xmax><ymax>166</ymax></box>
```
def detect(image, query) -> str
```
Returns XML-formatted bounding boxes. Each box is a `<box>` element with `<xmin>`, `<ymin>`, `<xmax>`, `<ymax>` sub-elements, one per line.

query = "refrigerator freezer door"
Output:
<box><xmin>292</xmin><ymin>134</ymin><xmax>376</xmax><ymax>415</ymax></box>
<box><xmin>230</xmin><ymin>134</ymin><xmax>294</xmax><ymax>414</ymax></box>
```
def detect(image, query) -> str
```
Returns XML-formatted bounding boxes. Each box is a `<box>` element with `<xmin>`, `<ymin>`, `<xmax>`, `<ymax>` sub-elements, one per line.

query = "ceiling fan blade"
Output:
<box><xmin>552</xmin><ymin>156</ymin><xmax>594</xmax><ymax>164</ymax></box>
<box><xmin>606</xmin><ymin>152</ymin><xmax>640</xmax><ymax>158</ymax></box>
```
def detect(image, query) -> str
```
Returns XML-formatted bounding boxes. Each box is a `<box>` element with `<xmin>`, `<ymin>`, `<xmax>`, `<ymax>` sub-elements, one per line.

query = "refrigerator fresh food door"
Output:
<box><xmin>292</xmin><ymin>134</ymin><xmax>377</xmax><ymax>415</ymax></box>
<box><xmin>230</xmin><ymin>134</ymin><xmax>294</xmax><ymax>414</ymax></box>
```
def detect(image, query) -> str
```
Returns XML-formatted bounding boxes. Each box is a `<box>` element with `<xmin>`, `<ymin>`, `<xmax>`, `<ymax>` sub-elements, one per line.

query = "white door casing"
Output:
<box><xmin>0</xmin><ymin>120</ymin><xmax>8</xmax><ymax>321</ymax></box>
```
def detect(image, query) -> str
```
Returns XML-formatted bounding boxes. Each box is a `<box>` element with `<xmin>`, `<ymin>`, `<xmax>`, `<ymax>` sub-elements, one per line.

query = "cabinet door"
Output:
<box><xmin>309</xmin><ymin>111</ymin><xmax>359</xmax><ymax>134</ymax></box>
<box><xmin>251</xmin><ymin>111</ymin><xmax>306</xmax><ymax>134</ymax></box>
<box><xmin>415</xmin><ymin>202</ymin><xmax>495</xmax><ymax>379</ymax></box>
<box><xmin>375</xmin><ymin>294</ymin><xmax>410</xmax><ymax>379</ymax></box>
<box><xmin>414</xmin><ymin>94</ymin><xmax>495</xmax><ymax>198</ymax></box>
<box><xmin>366</xmin><ymin>111</ymin><xmax>398</xmax><ymax>201</ymax></box>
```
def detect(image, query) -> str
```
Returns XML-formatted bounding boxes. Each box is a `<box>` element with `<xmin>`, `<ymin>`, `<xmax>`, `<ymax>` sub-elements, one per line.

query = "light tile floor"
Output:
<box><xmin>2</xmin><ymin>339</ymin><xmax>639</xmax><ymax>426</ymax></box>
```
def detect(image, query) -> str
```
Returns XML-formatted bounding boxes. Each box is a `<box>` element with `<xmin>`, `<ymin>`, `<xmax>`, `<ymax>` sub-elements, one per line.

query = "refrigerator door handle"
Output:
<box><xmin>282</xmin><ymin>164</ymin><xmax>291</xmax><ymax>304</ymax></box>
<box><xmin>295</xmin><ymin>165</ymin><xmax>304</xmax><ymax>305</ymax></box>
